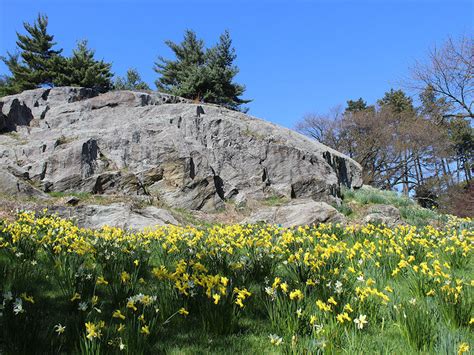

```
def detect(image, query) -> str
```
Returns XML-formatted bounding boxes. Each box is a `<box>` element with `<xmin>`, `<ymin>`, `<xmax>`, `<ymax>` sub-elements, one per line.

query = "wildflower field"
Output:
<box><xmin>0</xmin><ymin>211</ymin><xmax>473</xmax><ymax>354</ymax></box>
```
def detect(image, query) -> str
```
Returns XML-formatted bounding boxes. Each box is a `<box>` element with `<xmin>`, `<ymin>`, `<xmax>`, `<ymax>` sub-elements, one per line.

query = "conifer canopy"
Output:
<box><xmin>154</xmin><ymin>30</ymin><xmax>250</xmax><ymax>111</ymax></box>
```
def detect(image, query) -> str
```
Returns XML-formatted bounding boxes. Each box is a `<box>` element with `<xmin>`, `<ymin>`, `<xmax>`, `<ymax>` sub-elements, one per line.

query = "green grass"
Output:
<box><xmin>47</xmin><ymin>191</ymin><xmax>93</xmax><ymax>199</ymax></box>
<box><xmin>1</xmin><ymin>202</ymin><xmax>472</xmax><ymax>354</ymax></box>
<box><xmin>170</xmin><ymin>207</ymin><xmax>209</xmax><ymax>226</ymax></box>
<box><xmin>333</xmin><ymin>201</ymin><xmax>354</xmax><ymax>216</ymax></box>
<box><xmin>262</xmin><ymin>195</ymin><xmax>289</xmax><ymax>207</ymax></box>
<box><xmin>156</xmin><ymin>317</ymin><xmax>276</xmax><ymax>354</ymax></box>
<box><xmin>341</xmin><ymin>186</ymin><xmax>444</xmax><ymax>226</ymax></box>
<box><xmin>399</xmin><ymin>205</ymin><xmax>439</xmax><ymax>227</ymax></box>
<box><xmin>342</xmin><ymin>186</ymin><xmax>413</xmax><ymax>208</ymax></box>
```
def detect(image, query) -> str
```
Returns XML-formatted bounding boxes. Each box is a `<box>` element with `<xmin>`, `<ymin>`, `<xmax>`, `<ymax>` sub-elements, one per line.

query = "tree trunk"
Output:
<box><xmin>402</xmin><ymin>150</ymin><xmax>409</xmax><ymax>196</ymax></box>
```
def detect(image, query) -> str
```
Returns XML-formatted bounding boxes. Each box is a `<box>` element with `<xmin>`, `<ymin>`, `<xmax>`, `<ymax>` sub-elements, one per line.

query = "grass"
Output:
<box><xmin>0</xmin><ymin>212</ymin><xmax>472</xmax><ymax>354</ymax></box>
<box><xmin>340</xmin><ymin>186</ymin><xmax>445</xmax><ymax>227</ymax></box>
<box><xmin>47</xmin><ymin>191</ymin><xmax>93</xmax><ymax>199</ymax></box>
<box><xmin>169</xmin><ymin>207</ymin><xmax>210</xmax><ymax>226</ymax></box>
<box><xmin>333</xmin><ymin>201</ymin><xmax>354</xmax><ymax>217</ymax></box>
<box><xmin>262</xmin><ymin>195</ymin><xmax>289</xmax><ymax>207</ymax></box>
<box><xmin>342</xmin><ymin>186</ymin><xmax>413</xmax><ymax>208</ymax></box>
<box><xmin>399</xmin><ymin>205</ymin><xmax>440</xmax><ymax>227</ymax></box>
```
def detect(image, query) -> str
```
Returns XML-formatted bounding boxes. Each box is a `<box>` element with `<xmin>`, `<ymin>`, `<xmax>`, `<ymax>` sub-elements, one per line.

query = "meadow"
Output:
<box><xmin>0</xmin><ymin>211</ymin><xmax>472</xmax><ymax>354</ymax></box>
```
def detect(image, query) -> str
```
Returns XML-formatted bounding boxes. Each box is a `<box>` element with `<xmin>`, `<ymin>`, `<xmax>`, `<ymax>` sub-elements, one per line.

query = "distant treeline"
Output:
<box><xmin>296</xmin><ymin>35</ymin><xmax>473</xmax><ymax>216</ymax></box>
<box><xmin>0</xmin><ymin>14</ymin><xmax>250</xmax><ymax>111</ymax></box>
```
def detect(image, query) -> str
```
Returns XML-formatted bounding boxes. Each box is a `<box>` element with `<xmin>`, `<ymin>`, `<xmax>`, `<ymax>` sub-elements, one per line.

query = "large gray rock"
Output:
<box><xmin>362</xmin><ymin>204</ymin><xmax>401</xmax><ymax>226</ymax></box>
<box><xmin>0</xmin><ymin>87</ymin><xmax>362</xmax><ymax>211</ymax></box>
<box><xmin>51</xmin><ymin>203</ymin><xmax>179</xmax><ymax>230</ymax></box>
<box><xmin>0</xmin><ymin>167</ymin><xmax>48</xmax><ymax>199</ymax></box>
<box><xmin>244</xmin><ymin>199</ymin><xmax>345</xmax><ymax>227</ymax></box>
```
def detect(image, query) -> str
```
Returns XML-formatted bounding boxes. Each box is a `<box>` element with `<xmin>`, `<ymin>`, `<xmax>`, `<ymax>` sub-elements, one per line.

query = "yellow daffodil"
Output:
<box><xmin>140</xmin><ymin>325</ymin><xmax>150</xmax><ymax>335</ymax></box>
<box><xmin>458</xmin><ymin>342</ymin><xmax>469</xmax><ymax>355</ymax></box>
<box><xmin>96</xmin><ymin>276</ymin><xmax>108</xmax><ymax>286</ymax></box>
<box><xmin>178</xmin><ymin>308</ymin><xmax>189</xmax><ymax>316</ymax></box>
<box><xmin>289</xmin><ymin>289</ymin><xmax>303</xmax><ymax>301</ymax></box>
<box><xmin>121</xmin><ymin>271</ymin><xmax>130</xmax><ymax>283</ymax></box>
<box><xmin>113</xmin><ymin>309</ymin><xmax>126</xmax><ymax>320</ymax></box>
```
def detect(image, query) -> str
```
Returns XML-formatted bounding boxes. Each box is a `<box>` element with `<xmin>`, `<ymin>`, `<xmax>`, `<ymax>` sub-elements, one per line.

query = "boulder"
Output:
<box><xmin>65</xmin><ymin>196</ymin><xmax>80</xmax><ymax>206</ymax></box>
<box><xmin>51</xmin><ymin>203</ymin><xmax>179</xmax><ymax>230</ymax></box>
<box><xmin>362</xmin><ymin>204</ymin><xmax>401</xmax><ymax>226</ymax></box>
<box><xmin>244</xmin><ymin>199</ymin><xmax>345</xmax><ymax>227</ymax></box>
<box><xmin>0</xmin><ymin>168</ymin><xmax>48</xmax><ymax>199</ymax></box>
<box><xmin>0</xmin><ymin>87</ymin><xmax>363</xmax><ymax>212</ymax></box>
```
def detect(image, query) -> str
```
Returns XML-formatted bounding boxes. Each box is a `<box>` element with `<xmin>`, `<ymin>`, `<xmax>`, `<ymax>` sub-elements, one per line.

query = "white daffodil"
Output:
<box><xmin>13</xmin><ymin>298</ymin><xmax>24</xmax><ymax>315</ymax></box>
<box><xmin>54</xmin><ymin>323</ymin><xmax>66</xmax><ymax>335</ymax></box>
<box><xmin>269</xmin><ymin>334</ymin><xmax>284</xmax><ymax>346</ymax></box>
<box><xmin>354</xmin><ymin>314</ymin><xmax>368</xmax><ymax>329</ymax></box>
<box><xmin>314</xmin><ymin>324</ymin><xmax>324</xmax><ymax>334</ymax></box>
<box><xmin>119</xmin><ymin>339</ymin><xmax>126</xmax><ymax>350</ymax></box>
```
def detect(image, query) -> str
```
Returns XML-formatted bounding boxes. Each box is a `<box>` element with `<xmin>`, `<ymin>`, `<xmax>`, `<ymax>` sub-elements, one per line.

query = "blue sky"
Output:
<box><xmin>1</xmin><ymin>0</ymin><xmax>472</xmax><ymax>128</ymax></box>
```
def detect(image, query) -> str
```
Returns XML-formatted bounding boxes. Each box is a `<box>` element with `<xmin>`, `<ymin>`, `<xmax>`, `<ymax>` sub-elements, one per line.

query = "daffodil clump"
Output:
<box><xmin>0</xmin><ymin>211</ymin><xmax>472</xmax><ymax>353</ymax></box>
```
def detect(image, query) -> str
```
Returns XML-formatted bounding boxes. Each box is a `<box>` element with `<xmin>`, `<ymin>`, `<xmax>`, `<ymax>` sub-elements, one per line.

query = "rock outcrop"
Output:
<box><xmin>0</xmin><ymin>87</ymin><xmax>362</xmax><ymax>213</ymax></box>
<box><xmin>50</xmin><ymin>203</ymin><xmax>179</xmax><ymax>230</ymax></box>
<box><xmin>244</xmin><ymin>199</ymin><xmax>345</xmax><ymax>227</ymax></box>
<box><xmin>362</xmin><ymin>204</ymin><xmax>402</xmax><ymax>227</ymax></box>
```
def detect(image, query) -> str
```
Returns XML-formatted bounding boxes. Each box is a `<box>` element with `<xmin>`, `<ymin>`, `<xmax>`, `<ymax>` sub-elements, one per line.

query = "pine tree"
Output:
<box><xmin>114</xmin><ymin>68</ymin><xmax>150</xmax><ymax>90</ymax></box>
<box><xmin>1</xmin><ymin>14</ymin><xmax>62</xmax><ymax>93</ymax></box>
<box><xmin>345</xmin><ymin>98</ymin><xmax>368</xmax><ymax>113</ymax></box>
<box><xmin>419</xmin><ymin>85</ymin><xmax>450</xmax><ymax>125</ymax></box>
<box><xmin>154</xmin><ymin>30</ymin><xmax>250</xmax><ymax>111</ymax></box>
<box><xmin>154</xmin><ymin>30</ymin><xmax>207</xmax><ymax>99</ymax></box>
<box><xmin>0</xmin><ymin>71</ymin><xmax>20</xmax><ymax>97</ymax></box>
<box><xmin>54</xmin><ymin>40</ymin><xmax>113</xmax><ymax>92</ymax></box>
<box><xmin>449</xmin><ymin>117</ymin><xmax>473</xmax><ymax>181</ymax></box>
<box><xmin>205</xmin><ymin>30</ymin><xmax>250</xmax><ymax>110</ymax></box>
<box><xmin>377</xmin><ymin>89</ymin><xmax>415</xmax><ymax>114</ymax></box>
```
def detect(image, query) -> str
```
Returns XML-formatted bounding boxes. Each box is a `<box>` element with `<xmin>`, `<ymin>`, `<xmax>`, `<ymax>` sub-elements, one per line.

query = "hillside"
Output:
<box><xmin>0</xmin><ymin>86</ymin><xmax>365</xmax><ymax>228</ymax></box>
<box><xmin>0</xmin><ymin>87</ymin><xmax>472</xmax><ymax>355</ymax></box>
<box><xmin>0</xmin><ymin>87</ymin><xmax>461</xmax><ymax>229</ymax></box>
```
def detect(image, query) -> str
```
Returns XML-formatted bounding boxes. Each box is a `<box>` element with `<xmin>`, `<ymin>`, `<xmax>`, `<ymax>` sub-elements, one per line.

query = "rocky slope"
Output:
<box><xmin>0</xmin><ymin>87</ymin><xmax>362</xmax><ymax>227</ymax></box>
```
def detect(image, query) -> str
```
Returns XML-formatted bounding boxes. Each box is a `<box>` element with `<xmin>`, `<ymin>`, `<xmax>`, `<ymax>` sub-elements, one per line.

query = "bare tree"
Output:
<box><xmin>295</xmin><ymin>105</ymin><xmax>345</xmax><ymax>152</ymax></box>
<box><xmin>295</xmin><ymin>94</ymin><xmax>450</xmax><ymax>194</ymax></box>
<box><xmin>410</xmin><ymin>35</ymin><xmax>474</xmax><ymax>119</ymax></box>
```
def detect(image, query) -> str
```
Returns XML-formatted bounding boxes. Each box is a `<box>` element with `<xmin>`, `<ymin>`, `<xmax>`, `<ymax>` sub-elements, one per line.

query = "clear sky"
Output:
<box><xmin>0</xmin><ymin>0</ymin><xmax>473</xmax><ymax>128</ymax></box>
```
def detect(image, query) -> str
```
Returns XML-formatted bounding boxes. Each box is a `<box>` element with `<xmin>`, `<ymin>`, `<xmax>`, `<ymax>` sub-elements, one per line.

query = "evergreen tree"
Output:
<box><xmin>205</xmin><ymin>30</ymin><xmax>250</xmax><ymax>110</ymax></box>
<box><xmin>154</xmin><ymin>30</ymin><xmax>207</xmax><ymax>98</ymax></box>
<box><xmin>377</xmin><ymin>89</ymin><xmax>417</xmax><ymax>195</ymax></box>
<box><xmin>449</xmin><ymin>117</ymin><xmax>473</xmax><ymax>181</ymax></box>
<box><xmin>115</xmin><ymin>68</ymin><xmax>150</xmax><ymax>90</ymax></box>
<box><xmin>377</xmin><ymin>89</ymin><xmax>415</xmax><ymax>114</ymax></box>
<box><xmin>345</xmin><ymin>98</ymin><xmax>368</xmax><ymax>113</ymax></box>
<box><xmin>54</xmin><ymin>40</ymin><xmax>113</xmax><ymax>92</ymax></box>
<box><xmin>419</xmin><ymin>85</ymin><xmax>450</xmax><ymax>125</ymax></box>
<box><xmin>1</xmin><ymin>14</ymin><xmax>62</xmax><ymax>93</ymax></box>
<box><xmin>0</xmin><ymin>73</ymin><xmax>19</xmax><ymax>97</ymax></box>
<box><xmin>154</xmin><ymin>30</ymin><xmax>250</xmax><ymax>111</ymax></box>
